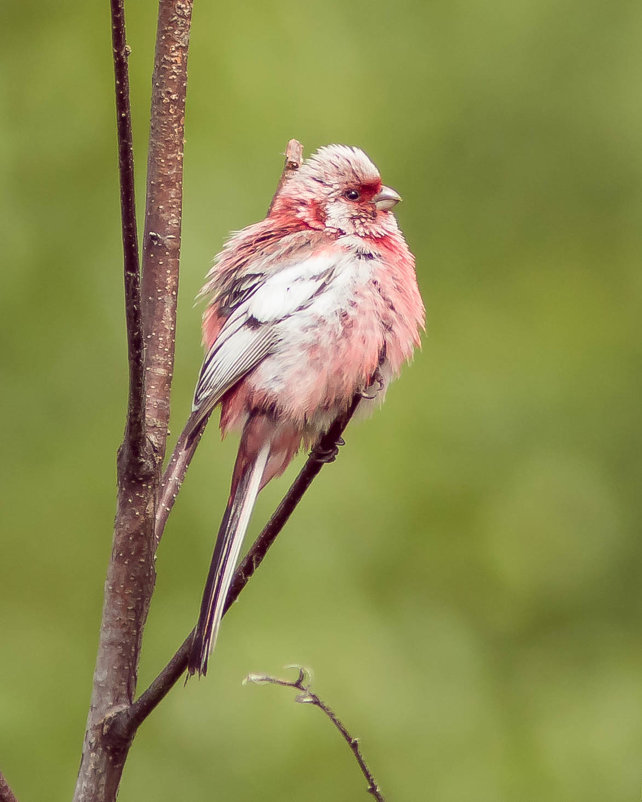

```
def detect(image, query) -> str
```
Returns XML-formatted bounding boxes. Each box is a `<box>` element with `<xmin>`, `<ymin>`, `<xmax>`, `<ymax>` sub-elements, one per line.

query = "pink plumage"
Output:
<box><xmin>187</xmin><ymin>144</ymin><xmax>425</xmax><ymax>675</ymax></box>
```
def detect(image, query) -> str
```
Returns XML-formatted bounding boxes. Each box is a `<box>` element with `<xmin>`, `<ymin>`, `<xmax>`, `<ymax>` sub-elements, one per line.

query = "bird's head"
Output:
<box><xmin>272</xmin><ymin>144</ymin><xmax>402</xmax><ymax>238</ymax></box>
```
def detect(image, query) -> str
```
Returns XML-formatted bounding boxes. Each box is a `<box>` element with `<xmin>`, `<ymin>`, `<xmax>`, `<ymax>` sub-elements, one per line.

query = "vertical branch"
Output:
<box><xmin>111</xmin><ymin>0</ymin><xmax>145</xmax><ymax>457</ymax></box>
<box><xmin>141</xmin><ymin>0</ymin><xmax>193</xmax><ymax>462</ymax></box>
<box><xmin>73</xmin><ymin>2</ymin><xmax>193</xmax><ymax>800</ymax></box>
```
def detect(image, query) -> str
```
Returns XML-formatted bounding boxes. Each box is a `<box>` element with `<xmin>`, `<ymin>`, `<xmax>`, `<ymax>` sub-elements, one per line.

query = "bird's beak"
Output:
<box><xmin>374</xmin><ymin>186</ymin><xmax>402</xmax><ymax>211</ymax></box>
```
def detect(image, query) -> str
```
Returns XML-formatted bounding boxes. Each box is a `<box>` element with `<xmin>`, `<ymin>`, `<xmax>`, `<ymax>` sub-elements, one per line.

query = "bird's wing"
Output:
<box><xmin>192</xmin><ymin>252</ymin><xmax>338</xmax><ymax>417</ymax></box>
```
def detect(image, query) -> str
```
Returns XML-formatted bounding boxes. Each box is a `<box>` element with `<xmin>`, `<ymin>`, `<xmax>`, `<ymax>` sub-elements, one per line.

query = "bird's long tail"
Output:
<box><xmin>187</xmin><ymin>441</ymin><xmax>270</xmax><ymax>676</ymax></box>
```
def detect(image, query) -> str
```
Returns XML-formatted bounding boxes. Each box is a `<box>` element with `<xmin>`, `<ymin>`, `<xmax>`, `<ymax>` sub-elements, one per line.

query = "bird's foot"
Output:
<box><xmin>311</xmin><ymin>437</ymin><xmax>345</xmax><ymax>464</ymax></box>
<box><xmin>360</xmin><ymin>368</ymin><xmax>385</xmax><ymax>400</ymax></box>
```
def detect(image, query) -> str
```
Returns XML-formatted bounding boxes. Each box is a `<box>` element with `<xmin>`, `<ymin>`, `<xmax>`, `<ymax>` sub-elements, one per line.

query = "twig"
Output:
<box><xmin>153</xmin><ymin>140</ymin><xmax>305</xmax><ymax>548</ymax></box>
<box><xmin>244</xmin><ymin>667</ymin><xmax>385</xmax><ymax>802</ymax></box>
<box><xmin>0</xmin><ymin>770</ymin><xmax>19</xmax><ymax>802</ymax></box>
<box><xmin>127</xmin><ymin>394</ymin><xmax>360</xmax><ymax>731</ymax></box>
<box><xmin>267</xmin><ymin>138</ymin><xmax>304</xmax><ymax>214</ymax></box>
<box><xmin>154</xmin><ymin>413</ymin><xmax>210</xmax><ymax>546</ymax></box>
<box><xmin>111</xmin><ymin>0</ymin><xmax>145</xmax><ymax>462</ymax></box>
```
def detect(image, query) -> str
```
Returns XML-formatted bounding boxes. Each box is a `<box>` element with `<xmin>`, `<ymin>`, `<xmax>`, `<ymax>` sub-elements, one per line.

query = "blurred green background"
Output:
<box><xmin>1</xmin><ymin>0</ymin><xmax>641</xmax><ymax>799</ymax></box>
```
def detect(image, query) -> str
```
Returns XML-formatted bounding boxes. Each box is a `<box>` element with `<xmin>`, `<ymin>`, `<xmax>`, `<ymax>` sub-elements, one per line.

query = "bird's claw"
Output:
<box><xmin>311</xmin><ymin>437</ymin><xmax>345</xmax><ymax>464</ymax></box>
<box><xmin>360</xmin><ymin>368</ymin><xmax>385</xmax><ymax>400</ymax></box>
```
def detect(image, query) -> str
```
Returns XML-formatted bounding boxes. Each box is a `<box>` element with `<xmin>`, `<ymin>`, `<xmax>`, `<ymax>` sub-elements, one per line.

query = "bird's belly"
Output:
<box><xmin>248</xmin><ymin>310</ymin><xmax>384</xmax><ymax>431</ymax></box>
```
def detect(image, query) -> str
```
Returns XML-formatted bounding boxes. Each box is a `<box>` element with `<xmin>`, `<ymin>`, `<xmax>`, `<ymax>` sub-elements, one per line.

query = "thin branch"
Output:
<box><xmin>267</xmin><ymin>138</ymin><xmax>304</xmax><ymax>214</ymax></box>
<box><xmin>154</xmin><ymin>413</ymin><xmax>210</xmax><ymax>546</ymax></box>
<box><xmin>111</xmin><ymin>0</ymin><xmax>145</xmax><ymax>460</ymax></box>
<box><xmin>0</xmin><ymin>771</ymin><xmax>19</xmax><ymax>802</ymax></box>
<box><xmin>244</xmin><ymin>667</ymin><xmax>385</xmax><ymax>802</ymax></box>
<box><xmin>126</xmin><ymin>394</ymin><xmax>360</xmax><ymax>731</ymax></box>
<box><xmin>153</xmin><ymin>139</ymin><xmax>305</xmax><ymax>548</ymax></box>
<box><xmin>127</xmin><ymin>631</ymin><xmax>194</xmax><ymax>730</ymax></box>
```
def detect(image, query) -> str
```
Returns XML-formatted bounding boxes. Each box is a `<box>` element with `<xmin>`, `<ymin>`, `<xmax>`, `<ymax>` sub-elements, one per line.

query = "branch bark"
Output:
<box><xmin>111</xmin><ymin>0</ymin><xmax>145</xmax><ymax>458</ymax></box>
<box><xmin>73</xmin><ymin>2</ymin><xmax>192</xmax><ymax>800</ymax></box>
<box><xmin>141</xmin><ymin>0</ymin><xmax>194</xmax><ymax>462</ymax></box>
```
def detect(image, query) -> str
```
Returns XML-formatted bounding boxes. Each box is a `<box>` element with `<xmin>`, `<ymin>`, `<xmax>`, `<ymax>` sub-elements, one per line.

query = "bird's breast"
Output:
<box><xmin>247</xmin><ymin>259</ymin><xmax>387</xmax><ymax>429</ymax></box>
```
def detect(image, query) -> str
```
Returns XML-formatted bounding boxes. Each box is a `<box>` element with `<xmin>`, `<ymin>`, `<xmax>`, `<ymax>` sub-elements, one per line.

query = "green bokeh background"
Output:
<box><xmin>2</xmin><ymin>1</ymin><xmax>641</xmax><ymax>799</ymax></box>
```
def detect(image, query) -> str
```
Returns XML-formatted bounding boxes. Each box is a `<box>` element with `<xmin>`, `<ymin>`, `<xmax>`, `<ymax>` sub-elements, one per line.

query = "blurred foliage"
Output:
<box><xmin>1</xmin><ymin>0</ymin><xmax>641</xmax><ymax>800</ymax></box>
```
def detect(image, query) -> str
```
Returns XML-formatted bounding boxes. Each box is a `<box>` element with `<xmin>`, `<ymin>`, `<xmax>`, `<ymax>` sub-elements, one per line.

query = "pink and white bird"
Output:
<box><xmin>186</xmin><ymin>144</ymin><xmax>424</xmax><ymax>675</ymax></box>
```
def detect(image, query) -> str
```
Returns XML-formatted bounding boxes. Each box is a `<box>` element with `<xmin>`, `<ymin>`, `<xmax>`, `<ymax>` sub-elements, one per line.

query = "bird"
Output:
<box><xmin>185</xmin><ymin>144</ymin><xmax>425</xmax><ymax>676</ymax></box>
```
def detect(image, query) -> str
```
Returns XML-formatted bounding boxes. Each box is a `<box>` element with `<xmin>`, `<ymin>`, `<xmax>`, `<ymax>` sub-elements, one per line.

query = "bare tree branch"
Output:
<box><xmin>0</xmin><ymin>771</ymin><xmax>19</xmax><ymax>802</ymax></box>
<box><xmin>111</xmin><ymin>0</ymin><xmax>145</xmax><ymax>459</ymax></box>
<box><xmin>141</xmin><ymin>0</ymin><xmax>194</xmax><ymax>462</ymax></box>
<box><xmin>154</xmin><ymin>413</ymin><xmax>209</xmax><ymax>546</ymax></box>
<box><xmin>73</xmin><ymin>2</ymin><xmax>193</xmax><ymax>800</ymax></box>
<box><xmin>125</xmin><ymin>394</ymin><xmax>360</xmax><ymax>732</ymax></box>
<box><xmin>245</xmin><ymin>667</ymin><xmax>385</xmax><ymax>802</ymax></box>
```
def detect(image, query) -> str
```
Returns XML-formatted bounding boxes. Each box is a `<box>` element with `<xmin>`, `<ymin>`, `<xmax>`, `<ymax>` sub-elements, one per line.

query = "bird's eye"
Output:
<box><xmin>344</xmin><ymin>189</ymin><xmax>361</xmax><ymax>201</ymax></box>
